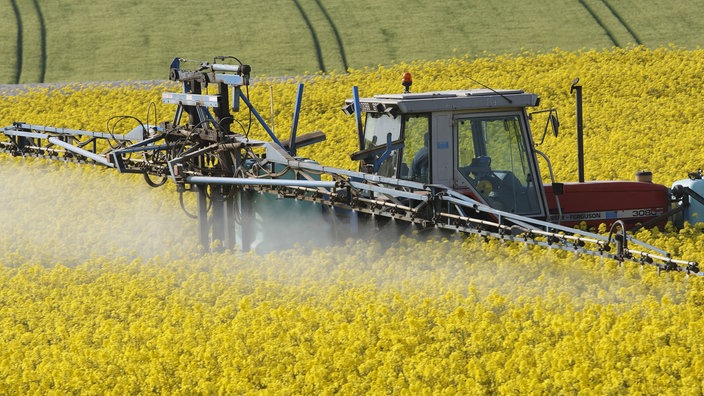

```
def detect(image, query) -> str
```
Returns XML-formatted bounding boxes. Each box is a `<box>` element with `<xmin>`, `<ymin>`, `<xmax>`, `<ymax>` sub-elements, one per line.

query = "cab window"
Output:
<box><xmin>457</xmin><ymin>114</ymin><xmax>541</xmax><ymax>215</ymax></box>
<box><xmin>362</xmin><ymin>113</ymin><xmax>401</xmax><ymax>178</ymax></box>
<box><xmin>362</xmin><ymin>113</ymin><xmax>430</xmax><ymax>180</ymax></box>
<box><xmin>400</xmin><ymin>115</ymin><xmax>430</xmax><ymax>183</ymax></box>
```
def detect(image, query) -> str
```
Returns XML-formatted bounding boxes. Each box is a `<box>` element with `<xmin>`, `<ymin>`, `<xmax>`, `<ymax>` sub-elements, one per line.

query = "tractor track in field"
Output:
<box><xmin>31</xmin><ymin>0</ymin><xmax>48</xmax><ymax>83</ymax></box>
<box><xmin>7</xmin><ymin>0</ymin><xmax>47</xmax><ymax>84</ymax></box>
<box><xmin>292</xmin><ymin>0</ymin><xmax>325</xmax><ymax>72</ymax></box>
<box><xmin>313</xmin><ymin>0</ymin><xmax>348</xmax><ymax>71</ymax></box>
<box><xmin>9</xmin><ymin>0</ymin><xmax>22</xmax><ymax>84</ymax></box>
<box><xmin>579</xmin><ymin>0</ymin><xmax>619</xmax><ymax>46</ymax></box>
<box><xmin>291</xmin><ymin>0</ymin><xmax>348</xmax><ymax>73</ymax></box>
<box><xmin>599</xmin><ymin>0</ymin><xmax>642</xmax><ymax>45</ymax></box>
<box><xmin>579</xmin><ymin>0</ymin><xmax>642</xmax><ymax>47</ymax></box>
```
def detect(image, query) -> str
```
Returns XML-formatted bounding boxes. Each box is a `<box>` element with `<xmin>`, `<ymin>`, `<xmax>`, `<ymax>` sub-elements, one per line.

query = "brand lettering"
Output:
<box><xmin>565</xmin><ymin>212</ymin><xmax>602</xmax><ymax>220</ymax></box>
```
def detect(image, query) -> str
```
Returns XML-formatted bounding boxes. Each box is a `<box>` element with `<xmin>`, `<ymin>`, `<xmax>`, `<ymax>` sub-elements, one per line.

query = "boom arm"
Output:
<box><xmin>222</xmin><ymin>142</ymin><xmax>700</xmax><ymax>274</ymax></box>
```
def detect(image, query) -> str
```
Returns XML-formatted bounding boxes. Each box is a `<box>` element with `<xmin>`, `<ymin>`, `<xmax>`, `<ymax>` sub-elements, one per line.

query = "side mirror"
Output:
<box><xmin>531</xmin><ymin>108</ymin><xmax>560</xmax><ymax>146</ymax></box>
<box><xmin>549</xmin><ymin>112</ymin><xmax>559</xmax><ymax>138</ymax></box>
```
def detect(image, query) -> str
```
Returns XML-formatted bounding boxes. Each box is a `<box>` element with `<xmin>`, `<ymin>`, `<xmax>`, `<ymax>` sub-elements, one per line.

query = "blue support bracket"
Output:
<box><xmin>373</xmin><ymin>133</ymin><xmax>403</xmax><ymax>173</ymax></box>
<box><xmin>353</xmin><ymin>86</ymin><xmax>364</xmax><ymax>151</ymax></box>
<box><xmin>238</xmin><ymin>92</ymin><xmax>285</xmax><ymax>149</ymax></box>
<box><xmin>289</xmin><ymin>83</ymin><xmax>304</xmax><ymax>156</ymax></box>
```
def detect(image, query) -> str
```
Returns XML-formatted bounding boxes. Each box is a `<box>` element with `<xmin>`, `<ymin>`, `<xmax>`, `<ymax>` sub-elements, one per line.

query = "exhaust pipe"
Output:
<box><xmin>571</xmin><ymin>78</ymin><xmax>584</xmax><ymax>183</ymax></box>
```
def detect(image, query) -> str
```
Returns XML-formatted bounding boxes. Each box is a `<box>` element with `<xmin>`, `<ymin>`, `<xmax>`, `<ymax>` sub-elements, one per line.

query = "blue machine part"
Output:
<box><xmin>672</xmin><ymin>177</ymin><xmax>704</xmax><ymax>225</ymax></box>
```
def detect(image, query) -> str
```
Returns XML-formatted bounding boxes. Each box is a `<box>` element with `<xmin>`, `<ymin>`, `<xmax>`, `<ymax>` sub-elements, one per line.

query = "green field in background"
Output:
<box><xmin>1</xmin><ymin>0</ymin><xmax>703</xmax><ymax>83</ymax></box>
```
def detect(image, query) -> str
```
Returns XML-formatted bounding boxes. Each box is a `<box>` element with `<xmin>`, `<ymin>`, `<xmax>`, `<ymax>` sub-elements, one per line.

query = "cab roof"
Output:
<box><xmin>346</xmin><ymin>89</ymin><xmax>540</xmax><ymax>114</ymax></box>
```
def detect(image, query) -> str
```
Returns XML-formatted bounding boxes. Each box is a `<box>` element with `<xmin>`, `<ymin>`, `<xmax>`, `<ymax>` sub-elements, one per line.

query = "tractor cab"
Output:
<box><xmin>346</xmin><ymin>86</ymin><xmax>549</xmax><ymax>219</ymax></box>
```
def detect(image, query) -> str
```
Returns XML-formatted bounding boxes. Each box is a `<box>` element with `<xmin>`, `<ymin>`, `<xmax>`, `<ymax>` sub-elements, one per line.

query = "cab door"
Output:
<box><xmin>453</xmin><ymin>112</ymin><xmax>547</xmax><ymax>217</ymax></box>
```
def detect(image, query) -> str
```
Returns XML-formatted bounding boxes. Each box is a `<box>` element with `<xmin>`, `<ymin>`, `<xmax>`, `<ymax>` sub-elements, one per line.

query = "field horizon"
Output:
<box><xmin>1</xmin><ymin>0</ymin><xmax>703</xmax><ymax>84</ymax></box>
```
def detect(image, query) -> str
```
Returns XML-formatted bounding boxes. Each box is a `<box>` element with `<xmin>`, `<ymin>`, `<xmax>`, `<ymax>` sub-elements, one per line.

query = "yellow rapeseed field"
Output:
<box><xmin>2</xmin><ymin>47</ymin><xmax>704</xmax><ymax>394</ymax></box>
